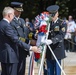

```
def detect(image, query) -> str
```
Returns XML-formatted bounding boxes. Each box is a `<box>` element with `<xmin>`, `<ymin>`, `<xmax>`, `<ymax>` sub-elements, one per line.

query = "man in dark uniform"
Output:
<box><xmin>0</xmin><ymin>7</ymin><xmax>41</xmax><ymax>75</ymax></box>
<box><xmin>10</xmin><ymin>2</ymin><xmax>30</xmax><ymax>75</ymax></box>
<box><xmin>45</xmin><ymin>5</ymin><xmax>67</xmax><ymax>75</ymax></box>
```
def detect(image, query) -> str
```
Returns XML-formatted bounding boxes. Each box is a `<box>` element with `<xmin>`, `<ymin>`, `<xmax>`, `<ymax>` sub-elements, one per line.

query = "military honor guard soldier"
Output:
<box><xmin>44</xmin><ymin>5</ymin><xmax>67</xmax><ymax>75</ymax></box>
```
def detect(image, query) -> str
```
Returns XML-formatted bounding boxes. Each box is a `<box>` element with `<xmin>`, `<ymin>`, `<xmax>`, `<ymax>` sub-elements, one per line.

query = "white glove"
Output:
<box><xmin>41</xmin><ymin>39</ymin><xmax>52</xmax><ymax>45</ymax></box>
<box><xmin>45</xmin><ymin>39</ymin><xmax>52</xmax><ymax>45</ymax></box>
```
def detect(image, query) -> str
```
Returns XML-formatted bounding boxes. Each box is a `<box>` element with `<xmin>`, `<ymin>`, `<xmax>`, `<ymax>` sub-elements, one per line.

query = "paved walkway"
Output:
<box><xmin>62</xmin><ymin>52</ymin><xmax>76</xmax><ymax>75</ymax></box>
<box><xmin>0</xmin><ymin>52</ymin><xmax>76</xmax><ymax>75</ymax></box>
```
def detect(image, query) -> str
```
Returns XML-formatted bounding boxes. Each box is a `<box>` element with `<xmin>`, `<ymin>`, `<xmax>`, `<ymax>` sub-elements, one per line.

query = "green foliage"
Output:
<box><xmin>55</xmin><ymin>0</ymin><xmax>70</xmax><ymax>18</ymax></box>
<box><xmin>0</xmin><ymin>0</ymin><xmax>10</xmax><ymax>20</ymax></box>
<box><xmin>0</xmin><ymin>0</ymin><xmax>76</xmax><ymax>20</ymax></box>
<box><xmin>23</xmin><ymin>0</ymin><xmax>40</xmax><ymax>20</ymax></box>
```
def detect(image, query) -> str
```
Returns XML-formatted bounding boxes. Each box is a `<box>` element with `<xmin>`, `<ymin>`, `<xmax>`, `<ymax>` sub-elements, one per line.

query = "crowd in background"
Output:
<box><xmin>63</xmin><ymin>15</ymin><xmax>76</xmax><ymax>52</ymax></box>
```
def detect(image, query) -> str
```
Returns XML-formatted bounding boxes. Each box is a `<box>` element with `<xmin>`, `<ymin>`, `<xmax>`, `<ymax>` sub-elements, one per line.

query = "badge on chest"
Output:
<box><xmin>54</xmin><ymin>26</ymin><xmax>59</xmax><ymax>31</ymax></box>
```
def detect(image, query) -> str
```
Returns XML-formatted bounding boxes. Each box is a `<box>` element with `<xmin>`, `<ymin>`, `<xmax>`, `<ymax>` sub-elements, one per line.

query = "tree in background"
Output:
<box><xmin>0</xmin><ymin>0</ymin><xmax>76</xmax><ymax>20</ymax></box>
<box><xmin>56</xmin><ymin>0</ymin><xmax>70</xmax><ymax>18</ymax></box>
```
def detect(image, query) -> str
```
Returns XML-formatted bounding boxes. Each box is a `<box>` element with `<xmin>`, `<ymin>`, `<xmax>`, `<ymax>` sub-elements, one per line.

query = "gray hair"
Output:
<box><xmin>2</xmin><ymin>7</ymin><xmax>14</xmax><ymax>17</ymax></box>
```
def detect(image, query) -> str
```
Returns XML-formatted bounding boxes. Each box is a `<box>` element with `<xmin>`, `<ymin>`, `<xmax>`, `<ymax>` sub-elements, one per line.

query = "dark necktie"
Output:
<box><xmin>52</xmin><ymin>21</ymin><xmax>54</xmax><ymax>25</ymax></box>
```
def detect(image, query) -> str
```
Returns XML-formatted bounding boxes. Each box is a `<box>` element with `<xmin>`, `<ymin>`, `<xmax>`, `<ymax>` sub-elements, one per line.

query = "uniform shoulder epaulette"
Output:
<box><xmin>58</xmin><ymin>19</ymin><xmax>63</xmax><ymax>26</ymax></box>
<box><xmin>60</xmin><ymin>19</ymin><xmax>63</xmax><ymax>22</ymax></box>
<box><xmin>60</xmin><ymin>19</ymin><xmax>66</xmax><ymax>26</ymax></box>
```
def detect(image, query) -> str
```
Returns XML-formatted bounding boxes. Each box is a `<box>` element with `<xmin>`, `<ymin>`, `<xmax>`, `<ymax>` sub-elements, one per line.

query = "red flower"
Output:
<box><xmin>34</xmin><ymin>53</ymin><xmax>40</xmax><ymax>59</ymax></box>
<box><xmin>39</xmin><ymin>25</ymin><xmax>47</xmax><ymax>33</ymax></box>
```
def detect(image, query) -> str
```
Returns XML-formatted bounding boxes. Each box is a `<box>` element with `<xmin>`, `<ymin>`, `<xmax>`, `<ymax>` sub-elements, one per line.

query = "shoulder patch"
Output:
<box><xmin>61</xmin><ymin>27</ymin><xmax>65</xmax><ymax>32</ymax></box>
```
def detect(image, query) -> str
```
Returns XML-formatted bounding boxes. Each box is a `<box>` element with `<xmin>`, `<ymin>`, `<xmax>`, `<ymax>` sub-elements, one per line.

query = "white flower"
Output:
<box><xmin>39</xmin><ymin>21</ymin><xmax>47</xmax><ymax>27</ymax></box>
<box><xmin>44</xmin><ymin>17</ymin><xmax>49</xmax><ymax>21</ymax></box>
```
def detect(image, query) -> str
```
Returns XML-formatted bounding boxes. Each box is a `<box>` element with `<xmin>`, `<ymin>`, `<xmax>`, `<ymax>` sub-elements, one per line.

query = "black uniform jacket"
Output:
<box><xmin>0</xmin><ymin>19</ymin><xmax>30</xmax><ymax>63</ymax></box>
<box><xmin>46</xmin><ymin>18</ymin><xmax>67</xmax><ymax>60</ymax></box>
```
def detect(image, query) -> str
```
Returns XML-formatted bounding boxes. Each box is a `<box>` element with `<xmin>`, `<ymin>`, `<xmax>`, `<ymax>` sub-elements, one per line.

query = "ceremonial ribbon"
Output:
<box><xmin>28</xmin><ymin>52</ymin><xmax>34</xmax><ymax>75</ymax></box>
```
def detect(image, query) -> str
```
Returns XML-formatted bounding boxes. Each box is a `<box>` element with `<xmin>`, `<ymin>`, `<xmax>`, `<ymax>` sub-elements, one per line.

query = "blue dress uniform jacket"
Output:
<box><xmin>10</xmin><ymin>17</ymin><xmax>30</xmax><ymax>58</ymax></box>
<box><xmin>46</xmin><ymin>18</ymin><xmax>67</xmax><ymax>60</ymax></box>
<box><xmin>10</xmin><ymin>17</ymin><xmax>30</xmax><ymax>75</ymax></box>
<box><xmin>0</xmin><ymin>19</ymin><xmax>30</xmax><ymax>63</ymax></box>
<box><xmin>11</xmin><ymin>17</ymin><xmax>29</xmax><ymax>39</ymax></box>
